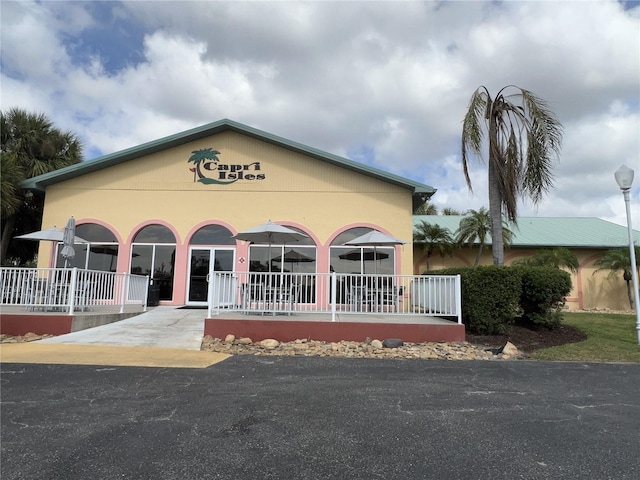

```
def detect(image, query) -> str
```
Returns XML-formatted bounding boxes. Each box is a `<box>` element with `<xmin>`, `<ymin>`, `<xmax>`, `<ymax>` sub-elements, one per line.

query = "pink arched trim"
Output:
<box><xmin>124</xmin><ymin>220</ymin><xmax>184</xmax><ymax>305</ymax></box>
<box><xmin>75</xmin><ymin>218</ymin><xmax>125</xmax><ymax>244</ymax></box>
<box><xmin>325</xmin><ymin>223</ymin><xmax>406</xmax><ymax>276</ymax></box>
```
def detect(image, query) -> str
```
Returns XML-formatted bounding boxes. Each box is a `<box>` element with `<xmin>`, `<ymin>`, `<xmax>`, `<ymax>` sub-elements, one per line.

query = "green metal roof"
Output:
<box><xmin>21</xmin><ymin>118</ymin><xmax>436</xmax><ymax>199</ymax></box>
<box><xmin>413</xmin><ymin>215</ymin><xmax>640</xmax><ymax>249</ymax></box>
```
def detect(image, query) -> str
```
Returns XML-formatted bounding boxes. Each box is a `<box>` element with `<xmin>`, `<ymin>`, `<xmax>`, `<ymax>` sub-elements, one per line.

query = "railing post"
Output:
<box><xmin>143</xmin><ymin>275</ymin><xmax>149</xmax><ymax>312</ymax></box>
<box><xmin>331</xmin><ymin>272</ymin><xmax>337</xmax><ymax>322</ymax></box>
<box><xmin>455</xmin><ymin>274</ymin><xmax>462</xmax><ymax>324</ymax></box>
<box><xmin>207</xmin><ymin>271</ymin><xmax>216</xmax><ymax>318</ymax></box>
<box><xmin>120</xmin><ymin>272</ymin><xmax>129</xmax><ymax>314</ymax></box>
<box><xmin>68</xmin><ymin>268</ymin><xmax>78</xmax><ymax>315</ymax></box>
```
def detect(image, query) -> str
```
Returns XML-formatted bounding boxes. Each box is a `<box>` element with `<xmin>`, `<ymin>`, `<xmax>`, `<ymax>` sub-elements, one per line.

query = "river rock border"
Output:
<box><xmin>201</xmin><ymin>335</ymin><xmax>519</xmax><ymax>360</ymax></box>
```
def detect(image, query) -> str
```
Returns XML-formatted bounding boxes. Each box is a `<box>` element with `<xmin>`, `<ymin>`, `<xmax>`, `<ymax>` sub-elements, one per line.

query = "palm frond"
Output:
<box><xmin>461</xmin><ymin>88</ymin><xmax>489</xmax><ymax>191</ymax></box>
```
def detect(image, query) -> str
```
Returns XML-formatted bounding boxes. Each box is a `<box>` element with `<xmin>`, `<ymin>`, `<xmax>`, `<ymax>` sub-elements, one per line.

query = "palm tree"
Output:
<box><xmin>461</xmin><ymin>85</ymin><xmax>563</xmax><ymax>265</ymax></box>
<box><xmin>593</xmin><ymin>247</ymin><xmax>640</xmax><ymax>309</ymax></box>
<box><xmin>0</xmin><ymin>108</ymin><xmax>83</xmax><ymax>263</ymax></box>
<box><xmin>413</xmin><ymin>220</ymin><xmax>455</xmax><ymax>272</ymax></box>
<box><xmin>513</xmin><ymin>247</ymin><xmax>579</xmax><ymax>273</ymax></box>
<box><xmin>414</xmin><ymin>201</ymin><xmax>438</xmax><ymax>215</ymax></box>
<box><xmin>0</xmin><ymin>152</ymin><xmax>23</xmax><ymax>219</ymax></box>
<box><xmin>455</xmin><ymin>207</ymin><xmax>512</xmax><ymax>266</ymax></box>
<box><xmin>442</xmin><ymin>207</ymin><xmax>464</xmax><ymax>215</ymax></box>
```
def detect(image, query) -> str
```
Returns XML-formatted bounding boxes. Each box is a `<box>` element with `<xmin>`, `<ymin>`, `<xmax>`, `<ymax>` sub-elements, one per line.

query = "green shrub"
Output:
<box><xmin>514</xmin><ymin>266</ymin><xmax>572</xmax><ymax>329</ymax></box>
<box><xmin>432</xmin><ymin>266</ymin><xmax>521</xmax><ymax>334</ymax></box>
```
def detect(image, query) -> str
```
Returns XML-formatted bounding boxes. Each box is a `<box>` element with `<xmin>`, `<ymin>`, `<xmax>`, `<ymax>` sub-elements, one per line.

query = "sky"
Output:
<box><xmin>1</xmin><ymin>0</ymin><xmax>639</xmax><ymax>228</ymax></box>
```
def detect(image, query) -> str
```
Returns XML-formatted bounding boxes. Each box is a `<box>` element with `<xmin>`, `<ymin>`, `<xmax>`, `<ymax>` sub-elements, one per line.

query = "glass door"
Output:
<box><xmin>187</xmin><ymin>248</ymin><xmax>234</xmax><ymax>306</ymax></box>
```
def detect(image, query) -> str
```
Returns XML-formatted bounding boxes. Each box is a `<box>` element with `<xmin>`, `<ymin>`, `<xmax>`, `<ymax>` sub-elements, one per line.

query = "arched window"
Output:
<box><xmin>57</xmin><ymin>223</ymin><xmax>119</xmax><ymax>272</ymax></box>
<box><xmin>330</xmin><ymin>227</ymin><xmax>395</xmax><ymax>275</ymax></box>
<box><xmin>248</xmin><ymin>225</ymin><xmax>316</xmax><ymax>274</ymax></box>
<box><xmin>131</xmin><ymin>225</ymin><xmax>176</xmax><ymax>301</ymax></box>
<box><xmin>191</xmin><ymin>225</ymin><xmax>235</xmax><ymax>245</ymax></box>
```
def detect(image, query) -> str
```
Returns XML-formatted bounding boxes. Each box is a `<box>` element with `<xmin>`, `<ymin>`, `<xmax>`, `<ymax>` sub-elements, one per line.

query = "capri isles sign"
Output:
<box><xmin>188</xmin><ymin>148</ymin><xmax>266</xmax><ymax>185</ymax></box>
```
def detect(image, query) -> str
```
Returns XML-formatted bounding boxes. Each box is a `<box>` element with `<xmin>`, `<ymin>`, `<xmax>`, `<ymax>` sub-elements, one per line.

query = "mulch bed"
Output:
<box><xmin>466</xmin><ymin>323</ymin><xmax>587</xmax><ymax>354</ymax></box>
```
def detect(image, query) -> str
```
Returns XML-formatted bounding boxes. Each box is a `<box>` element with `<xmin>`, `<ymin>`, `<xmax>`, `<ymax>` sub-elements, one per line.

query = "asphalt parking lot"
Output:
<box><xmin>1</xmin><ymin>357</ymin><xmax>639</xmax><ymax>480</ymax></box>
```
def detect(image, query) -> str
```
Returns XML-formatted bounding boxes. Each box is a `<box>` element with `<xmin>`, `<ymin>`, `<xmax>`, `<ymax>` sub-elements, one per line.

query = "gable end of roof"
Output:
<box><xmin>21</xmin><ymin>119</ymin><xmax>436</xmax><ymax>197</ymax></box>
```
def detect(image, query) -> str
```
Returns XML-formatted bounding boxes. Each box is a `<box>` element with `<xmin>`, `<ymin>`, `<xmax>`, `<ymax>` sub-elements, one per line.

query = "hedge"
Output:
<box><xmin>430</xmin><ymin>265</ymin><xmax>572</xmax><ymax>334</ymax></box>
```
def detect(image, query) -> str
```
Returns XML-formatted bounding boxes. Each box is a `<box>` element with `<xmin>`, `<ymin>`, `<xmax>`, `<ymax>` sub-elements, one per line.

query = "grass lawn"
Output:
<box><xmin>531</xmin><ymin>312</ymin><xmax>640</xmax><ymax>363</ymax></box>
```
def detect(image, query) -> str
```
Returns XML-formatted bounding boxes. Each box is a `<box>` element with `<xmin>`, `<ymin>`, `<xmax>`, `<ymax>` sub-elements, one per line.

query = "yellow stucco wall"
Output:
<box><xmin>40</xmin><ymin>130</ymin><xmax>414</xmax><ymax>278</ymax></box>
<box><xmin>413</xmin><ymin>245</ymin><xmax>635</xmax><ymax>312</ymax></box>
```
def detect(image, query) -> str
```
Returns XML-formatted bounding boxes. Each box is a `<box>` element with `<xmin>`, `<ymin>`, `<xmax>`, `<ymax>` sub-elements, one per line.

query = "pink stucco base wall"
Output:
<box><xmin>204</xmin><ymin>318</ymin><xmax>465</xmax><ymax>343</ymax></box>
<box><xmin>0</xmin><ymin>314</ymin><xmax>73</xmax><ymax>336</ymax></box>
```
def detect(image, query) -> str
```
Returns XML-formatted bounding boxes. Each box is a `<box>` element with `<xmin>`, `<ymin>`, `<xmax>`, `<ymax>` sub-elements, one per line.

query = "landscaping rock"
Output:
<box><xmin>224</xmin><ymin>334</ymin><xmax>236</xmax><ymax>343</ymax></box>
<box><xmin>260</xmin><ymin>339</ymin><xmax>280</xmax><ymax>349</ymax></box>
<box><xmin>200</xmin><ymin>335</ymin><xmax>501</xmax><ymax>361</ymax></box>
<box><xmin>502</xmin><ymin>341</ymin><xmax>518</xmax><ymax>357</ymax></box>
<box><xmin>382</xmin><ymin>338</ymin><xmax>404</xmax><ymax>348</ymax></box>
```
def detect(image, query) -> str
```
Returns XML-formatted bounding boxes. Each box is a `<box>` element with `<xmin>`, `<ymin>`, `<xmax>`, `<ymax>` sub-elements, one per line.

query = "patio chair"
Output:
<box><xmin>242</xmin><ymin>283</ymin><xmax>266</xmax><ymax>313</ymax></box>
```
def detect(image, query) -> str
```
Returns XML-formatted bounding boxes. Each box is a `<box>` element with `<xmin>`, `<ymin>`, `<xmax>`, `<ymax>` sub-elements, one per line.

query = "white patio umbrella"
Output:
<box><xmin>15</xmin><ymin>226</ymin><xmax>87</xmax><ymax>244</ymax></box>
<box><xmin>16</xmin><ymin>225</ymin><xmax>88</xmax><ymax>267</ymax></box>
<box><xmin>233</xmin><ymin>221</ymin><xmax>308</xmax><ymax>272</ymax></box>
<box><xmin>344</xmin><ymin>230</ymin><xmax>406</xmax><ymax>274</ymax></box>
<box><xmin>61</xmin><ymin>216</ymin><xmax>77</xmax><ymax>267</ymax></box>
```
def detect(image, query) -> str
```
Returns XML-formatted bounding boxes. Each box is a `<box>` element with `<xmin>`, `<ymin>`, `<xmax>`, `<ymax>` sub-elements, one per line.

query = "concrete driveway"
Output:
<box><xmin>1</xmin><ymin>357</ymin><xmax>638</xmax><ymax>480</ymax></box>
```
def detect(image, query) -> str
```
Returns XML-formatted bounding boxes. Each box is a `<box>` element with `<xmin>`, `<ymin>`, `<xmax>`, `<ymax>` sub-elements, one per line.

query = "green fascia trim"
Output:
<box><xmin>412</xmin><ymin>215</ymin><xmax>640</xmax><ymax>248</ymax></box>
<box><xmin>21</xmin><ymin>118</ymin><xmax>436</xmax><ymax>196</ymax></box>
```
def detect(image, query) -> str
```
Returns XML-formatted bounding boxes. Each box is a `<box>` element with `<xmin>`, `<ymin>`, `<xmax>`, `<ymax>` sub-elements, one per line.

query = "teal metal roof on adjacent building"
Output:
<box><xmin>413</xmin><ymin>215</ymin><xmax>640</xmax><ymax>249</ymax></box>
<box><xmin>21</xmin><ymin>118</ymin><xmax>436</xmax><ymax>199</ymax></box>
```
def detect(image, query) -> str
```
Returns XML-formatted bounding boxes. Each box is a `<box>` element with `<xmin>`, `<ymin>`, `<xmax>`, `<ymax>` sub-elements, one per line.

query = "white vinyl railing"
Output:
<box><xmin>208</xmin><ymin>271</ymin><xmax>462</xmax><ymax>323</ymax></box>
<box><xmin>0</xmin><ymin>267</ymin><xmax>149</xmax><ymax>314</ymax></box>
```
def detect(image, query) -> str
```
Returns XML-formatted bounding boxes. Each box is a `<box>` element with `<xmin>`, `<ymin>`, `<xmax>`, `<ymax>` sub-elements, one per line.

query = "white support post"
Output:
<box><xmin>143</xmin><ymin>275</ymin><xmax>150</xmax><ymax>312</ymax></box>
<box><xmin>68</xmin><ymin>267</ymin><xmax>78</xmax><ymax>315</ymax></box>
<box><xmin>120</xmin><ymin>272</ymin><xmax>128</xmax><ymax>314</ymax></box>
<box><xmin>455</xmin><ymin>274</ymin><xmax>462</xmax><ymax>324</ymax></box>
<box><xmin>331</xmin><ymin>271</ymin><xmax>337</xmax><ymax>322</ymax></box>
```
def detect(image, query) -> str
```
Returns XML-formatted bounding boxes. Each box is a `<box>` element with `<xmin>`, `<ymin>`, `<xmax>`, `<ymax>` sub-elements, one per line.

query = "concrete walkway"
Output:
<box><xmin>0</xmin><ymin>307</ymin><xmax>230</xmax><ymax>368</ymax></box>
<box><xmin>39</xmin><ymin>306</ymin><xmax>206</xmax><ymax>350</ymax></box>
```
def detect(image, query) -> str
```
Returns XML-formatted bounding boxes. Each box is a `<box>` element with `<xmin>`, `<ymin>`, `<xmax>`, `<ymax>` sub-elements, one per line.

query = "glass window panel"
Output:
<box><xmin>75</xmin><ymin>224</ymin><xmax>117</xmax><ymax>242</ymax></box>
<box><xmin>330</xmin><ymin>246</ymin><xmax>394</xmax><ymax>275</ymax></box>
<box><xmin>131</xmin><ymin>245</ymin><xmax>153</xmax><ymax>276</ymax></box>
<box><xmin>189</xmin><ymin>249</ymin><xmax>209</xmax><ymax>302</ymax></box>
<box><xmin>133</xmin><ymin>224</ymin><xmax>176</xmax><ymax>243</ymax></box>
<box><xmin>213</xmin><ymin>250</ymin><xmax>234</xmax><ymax>271</ymax></box>
<box><xmin>249</xmin><ymin>245</ymin><xmax>281</xmax><ymax>272</ymax></box>
<box><xmin>272</xmin><ymin>246</ymin><xmax>316</xmax><ymax>273</ymax></box>
<box><xmin>56</xmin><ymin>243</ymin><xmax>88</xmax><ymax>269</ymax></box>
<box><xmin>191</xmin><ymin>225</ymin><xmax>235</xmax><ymax>245</ymax></box>
<box><xmin>88</xmin><ymin>244</ymin><xmax>119</xmax><ymax>272</ymax></box>
<box><xmin>154</xmin><ymin>245</ymin><xmax>175</xmax><ymax>301</ymax></box>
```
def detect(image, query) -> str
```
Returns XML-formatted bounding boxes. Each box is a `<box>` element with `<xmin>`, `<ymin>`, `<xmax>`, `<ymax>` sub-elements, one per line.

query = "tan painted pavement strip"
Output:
<box><xmin>0</xmin><ymin>343</ymin><xmax>231</xmax><ymax>368</ymax></box>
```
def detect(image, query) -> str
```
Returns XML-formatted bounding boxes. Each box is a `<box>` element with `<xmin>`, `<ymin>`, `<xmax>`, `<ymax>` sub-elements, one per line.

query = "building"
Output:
<box><xmin>22</xmin><ymin>119</ymin><xmax>434</xmax><ymax>307</ymax></box>
<box><xmin>21</xmin><ymin>119</ymin><xmax>637</xmax><ymax>313</ymax></box>
<box><xmin>413</xmin><ymin>216</ymin><xmax>640</xmax><ymax>311</ymax></box>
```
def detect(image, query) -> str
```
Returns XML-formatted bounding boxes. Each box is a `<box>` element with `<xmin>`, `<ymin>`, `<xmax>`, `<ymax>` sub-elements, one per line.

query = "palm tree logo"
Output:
<box><xmin>188</xmin><ymin>148</ymin><xmax>236</xmax><ymax>185</ymax></box>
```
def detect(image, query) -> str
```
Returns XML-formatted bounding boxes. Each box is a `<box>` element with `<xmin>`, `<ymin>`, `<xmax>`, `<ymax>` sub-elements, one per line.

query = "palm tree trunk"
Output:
<box><xmin>488</xmin><ymin>117</ymin><xmax>505</xmax><ymax>266</ymax></box>
<box><xmin>626</xmin><ymin>279</ymin><xmax>634</xmax><ymax>310</ymax></box>
<box><xmin>0</xmin><ymin>214</ymin><xmax>17</xmax><ymax>263</ymax></box>
<box><xmin>474</xmin><ymin>244</ymin><xmax>483</xmax><ymax>266</ymax></box>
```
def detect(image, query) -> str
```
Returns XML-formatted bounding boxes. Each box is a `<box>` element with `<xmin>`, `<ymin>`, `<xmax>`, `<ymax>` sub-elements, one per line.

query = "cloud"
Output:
<box><xmin>1</xmin><ymin>0</ymin><xmax>638</xmax><ymax>228</ymax></box>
